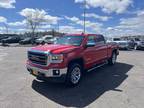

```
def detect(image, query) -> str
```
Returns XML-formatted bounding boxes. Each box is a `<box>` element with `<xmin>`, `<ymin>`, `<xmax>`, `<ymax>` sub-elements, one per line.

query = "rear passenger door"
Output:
<box><xmin>95</xmin><ymin>35</ymin><xmax>107</xmax><ymax>61</ymax></box>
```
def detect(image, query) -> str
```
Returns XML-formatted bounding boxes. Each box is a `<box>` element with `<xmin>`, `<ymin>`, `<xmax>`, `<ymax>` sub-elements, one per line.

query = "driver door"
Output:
<box><xmin>84</xmin><ymin>36</ymin><xmax>96</xmax><ymax>68</ymax></box>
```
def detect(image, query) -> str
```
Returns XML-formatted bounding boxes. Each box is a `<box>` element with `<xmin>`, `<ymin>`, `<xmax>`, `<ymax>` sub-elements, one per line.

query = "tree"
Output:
<box><xmin>19</xmin><ymin>8</ymin><xmax>60</xmax><ymax>39</ymax></box>
<box><xmin>3</xmin><ymin>23</ymin><xmax>9</xmax><ymax>34</ymax></box>
<box><xmin>0</xmin><ymin>16</ymin><xmax>8</xmax><ymax>34</ymax></box>
<box><xmin>24</xmin><ymin>9</ymin><xmax>46</xmax><ymax>38</ymax></box>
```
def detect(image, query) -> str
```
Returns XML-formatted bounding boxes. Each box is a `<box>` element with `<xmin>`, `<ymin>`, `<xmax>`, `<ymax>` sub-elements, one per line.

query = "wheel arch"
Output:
<box><xmin>68</xmin><ymin>58</ymin><xmax>84</xmax><ymax>69</ymax></box>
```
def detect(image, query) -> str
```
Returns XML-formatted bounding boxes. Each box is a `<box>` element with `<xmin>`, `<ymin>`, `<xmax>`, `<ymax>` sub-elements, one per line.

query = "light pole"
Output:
<box><xmin>83</xmin><ymin>0</ymin><xmax>86</xmax><ymax>34</ymax></box>
<box><xmin>57</xmin><ymin>21</ymin><xmax>60</xmax><ymax>33</ymax></box>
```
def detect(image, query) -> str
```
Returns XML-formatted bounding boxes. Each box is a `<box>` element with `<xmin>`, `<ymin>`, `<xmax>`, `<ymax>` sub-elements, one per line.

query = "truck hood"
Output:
<box><xmin>31</xmin><ymin>44</ymin><xmax>79</xmax><ymax>54</ymax></box>
<box><xmin>114</xmin><ymin>41</ymin><xmax>128</xmax><ymax>43</ymax></box>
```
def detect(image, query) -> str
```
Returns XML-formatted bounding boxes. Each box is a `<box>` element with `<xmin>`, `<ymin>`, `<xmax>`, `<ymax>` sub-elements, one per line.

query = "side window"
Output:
<box><xmin>46</xmin><ymin>37</ymin><xmax>50</xmax><ymax>40</ymax></box>
<box><xmin>96</xmin><ymin>35</ymin><xmax>105</xmax><ymax>44</ymax></box>
<box><xmin>87</xmin><ymin>36</ymin><xmax>96</xmax><ymax>46</ymax></box>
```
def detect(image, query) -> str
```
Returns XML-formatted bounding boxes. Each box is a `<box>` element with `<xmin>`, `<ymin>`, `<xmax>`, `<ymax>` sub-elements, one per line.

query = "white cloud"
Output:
<box><xmin>19</xmin><ymin>8</ymin><xmax>60</xmax><ymax>25</ymax></box>
<box><xmin>0</xmin><ymin>27</ymin><xmax>4</xmax><ymax>30</ymax></box>
<box><xmin>106</xmin><ymin>10</ymin><xmax>144</xmax><ymax>36</ymax></box>
<box><xmin>44</xmin><ymin>15</ymin><xmax>60</xmax><ymax>24</ymax></box>
<box><xmin>82</xmin><ymin>13</ymin><xmax>111</xmax><ymax>21</ymax></box>
<box><xmin>0</xmin><ymin>0</ymin><xmax>16</xmax><ymax>8</ymax></box>
<box><xmin>0</xmin><ymin>16</ymin><xmax>7</xmax><ymax>23</ymax></box>
<box><xmin>75</xmin><ymin>0</ymin><xmax>133</xmax><ymax>14</ymax></box>
<box><xmin>118</xmin><ymin>13</ymin><xmax>144</xmax><ymax>29</ymax></box>
<box><xmin>65</xmin><ymin>16</ymin><xmax>103</xmax><ymax>32</ymax></box>
<box><xmin>8</xmin><ymin>20</ymin><xmax>26</xmax><ymax>26</ymax></box>
<box><xmin>65</xmin><ymin>16</ymin><xmax>80</xmax><ymax>22</ymax></box>
<box><xmin>137</xmin><ymin>10</ymin><xmax>144</xmax><ymax>16</ymax></box>
<box><xmin>59</xmin><ymin>26</ymin><xmax>83</xmax><ymax>33</ymax></box>
<box><xmin>39</xmin><ymin>25</ymin><xmax>51</xmax><ymax>29</ymax></box>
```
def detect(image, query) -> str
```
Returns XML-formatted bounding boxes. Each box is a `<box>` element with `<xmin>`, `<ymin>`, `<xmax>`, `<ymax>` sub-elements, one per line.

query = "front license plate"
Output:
<box><xmin>32</xmin><ymin>70</ymin><xmax>38</xmax><ymax>76</ymax></box>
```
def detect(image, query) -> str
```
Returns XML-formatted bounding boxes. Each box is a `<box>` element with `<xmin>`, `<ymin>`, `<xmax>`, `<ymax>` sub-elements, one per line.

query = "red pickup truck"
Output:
<box><xmin>26</xmin><ymin>34</ymin><xmax>119</xmax><ymax>86</ymax></box>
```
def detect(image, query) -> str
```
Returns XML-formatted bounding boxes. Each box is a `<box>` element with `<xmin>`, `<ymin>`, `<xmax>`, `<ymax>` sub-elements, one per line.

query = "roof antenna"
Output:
<box><xmin>83</xmin><ymin>0</ymin><xmax>86</xmax><ymax>34</ymax></box>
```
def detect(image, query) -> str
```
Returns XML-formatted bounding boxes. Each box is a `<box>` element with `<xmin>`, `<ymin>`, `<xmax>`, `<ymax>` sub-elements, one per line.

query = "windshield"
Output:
<box><xmin>135</xmin><ymin>38</ymin><xmax>141</xmax><ymax>41</ymax></box>
<box><xmin>113</xmin><ymin>38</ymin><xmax>121</xmax><ymax>41</ymax></box>
<box><xmin>54</xmin><ymin>36</ymin><xmax>84</xmax><ymax>46</ymax></box>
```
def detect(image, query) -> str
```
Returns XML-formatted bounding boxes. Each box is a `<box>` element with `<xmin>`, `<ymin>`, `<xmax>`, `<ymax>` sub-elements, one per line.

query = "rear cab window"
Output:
<box><xmin>86</xmin><ymin>35</ymin><xmax>105</xmax><ymax>46</ymax></box>
<box><xmin>95</xmin><ymin>35</ymin><xmax>105</xmax><ymax>44</ymax></box>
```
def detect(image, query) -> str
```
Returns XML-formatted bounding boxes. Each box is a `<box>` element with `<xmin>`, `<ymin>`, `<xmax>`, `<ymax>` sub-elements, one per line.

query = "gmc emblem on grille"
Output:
<box><xmin>31</xmin><ymin>56</ymin><xmax>40</xmax><ymax>61</ymax></box>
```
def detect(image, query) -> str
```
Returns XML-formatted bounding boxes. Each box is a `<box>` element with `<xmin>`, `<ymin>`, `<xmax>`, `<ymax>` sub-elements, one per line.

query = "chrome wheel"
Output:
<box><xmin>71</xmin><ymin>67</ymin><xmax>81</xmax><ymax>84</ymax></box>
<box><xmin>134</xmin><ymin>45</ymin><xmax>137</xmax><ymax>50</ymax></box>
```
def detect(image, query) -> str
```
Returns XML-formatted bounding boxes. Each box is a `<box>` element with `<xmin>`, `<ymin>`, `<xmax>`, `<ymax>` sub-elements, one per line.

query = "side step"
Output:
<box><xmin>87</xmin><ymin>62</ymin><xmax>107</xmax><ymax>72</ymax></box>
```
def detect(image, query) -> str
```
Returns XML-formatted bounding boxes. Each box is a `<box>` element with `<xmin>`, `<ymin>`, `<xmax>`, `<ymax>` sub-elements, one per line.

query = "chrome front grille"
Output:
<box><xmin>119</xmin><ymin>42</ymin><xmax>127</xmax><ymax>45</ymax></box>
<box><xmin>28</xmin><ymin>50</ymin><xmax>48</xmax><ymax>66</ymax></box>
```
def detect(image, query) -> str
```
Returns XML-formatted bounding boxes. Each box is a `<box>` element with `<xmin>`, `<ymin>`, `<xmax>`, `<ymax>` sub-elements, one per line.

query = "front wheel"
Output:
<box><xmin>65</xmin><ymin>63</ymin><xmax>82</xmax><ymax>86</ymax></box>
<box><xmin>134</xmin><ymin>45</ymin><xmax>138</xmax><ymax>50</ymax></box>
<box><xmin>108</xmin><ymin>52</ymin><xmax>117</xmax><ymax>65</ymax></box>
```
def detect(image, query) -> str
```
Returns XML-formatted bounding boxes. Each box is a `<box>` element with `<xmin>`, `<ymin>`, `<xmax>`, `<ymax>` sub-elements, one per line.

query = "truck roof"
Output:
<box><xmin>65</xmin><ymin>33</ymin><xmax>103</xmax><ymax>37</ymax></box>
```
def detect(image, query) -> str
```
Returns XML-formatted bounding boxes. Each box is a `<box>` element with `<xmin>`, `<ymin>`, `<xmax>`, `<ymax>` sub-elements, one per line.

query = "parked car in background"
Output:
<box><xmin>117</xmin><ymin>40</ymin><xmax>131</xmax><ymax>50</ymax></box>
<box><xmin>107</xmin><ymin>38</ymin><xmax>121</xmax><ymax>44</ymax></box>
<box><xmin>48</xmin><ymin>37</ymin><xmax>59</xmax><ymax>44</ymax></box>
<box><xmin>130</xmin><ymin>38</ymin><xmax>144</xmax><ymax>50</ymax></box>
<box><xmin>108</xmin><ymin>38</ymin><xmax>131</xmax><ymax>50</ymax></box>
<box><xmin>1</xmin><ymin>36</ymin><xmax>21</xmax><ymax>44</ymax></box>
<box><xmin>19</xmin><ymin>37</ymin><xmax>33</xmax><ymax>45</ymax></box>
<box><xmin>35</xmin><ymin>35</ymin><xmax>53</xmax><ymax>45</ymax></box>
<box><xmin>0</xmin><ymin>36</ymin><xmax>8</xmax><ymax>43</ymax></box>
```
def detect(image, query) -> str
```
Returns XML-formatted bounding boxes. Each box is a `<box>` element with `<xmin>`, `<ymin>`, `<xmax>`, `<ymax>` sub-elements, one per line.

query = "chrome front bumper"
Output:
<box><xmin>26</xmin><ymin>65</ymin><xmax>67</xmax><ymax>78</ymax></box>
<box><xmin>119</xmin><ymin>45</ymin><xmax>129</xmax><ymax>48</ymax></box>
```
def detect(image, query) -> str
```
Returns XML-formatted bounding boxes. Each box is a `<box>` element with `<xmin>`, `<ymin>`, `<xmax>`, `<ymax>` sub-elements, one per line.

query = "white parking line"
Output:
<box><xmin>0</xmin><ymin>48</ymin><xmax>8</xmax><ymax>61</ymax></box>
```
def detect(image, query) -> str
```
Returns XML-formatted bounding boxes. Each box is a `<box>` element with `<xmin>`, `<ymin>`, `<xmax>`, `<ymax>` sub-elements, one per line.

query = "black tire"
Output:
<box><xmin>65</xmin><ymin>63</ymin><xmax>82</xmax><ymax>86</ymax></box>
<box><xmin>108</xmin><ymin>52</ymin><xmax>117</xmax><ymax>65</ymax></box>
<box><xmin>134</xmin><ymin>45</ymin><xmax>138</xmax><ymax>50</ymax></box>
<box><xmin>41</xmin><ymin>41</ymin><xmax>45</xmax><ymax>45</ymax></box>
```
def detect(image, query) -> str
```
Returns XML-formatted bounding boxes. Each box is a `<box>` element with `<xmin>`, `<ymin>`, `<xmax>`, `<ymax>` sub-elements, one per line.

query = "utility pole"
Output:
<box><xmin>83</xmin><ymin>0</ymin><xmax>86</xmax><ymax>34</ymax></box>
<box><xmin>58</xmin><ymin>21</ymin><xmax>60</xmax><ymax>33</ymax></box>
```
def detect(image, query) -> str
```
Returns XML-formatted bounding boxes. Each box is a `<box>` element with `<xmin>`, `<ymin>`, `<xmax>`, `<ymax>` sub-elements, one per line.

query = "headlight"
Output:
<box><xmin>50</xmin><ymin>54</ymin><xmax>64</xmax><ymax>63</ymax></box>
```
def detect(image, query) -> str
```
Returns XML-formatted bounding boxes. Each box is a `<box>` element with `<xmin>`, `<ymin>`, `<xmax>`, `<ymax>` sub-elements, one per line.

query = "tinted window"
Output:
<box><xmin>96</xmin><ymin>35</ymin><xmax>105</xmax><ymax>44</ymax></box>
<box><xmin>113</xmin><ymin>38</ymin><xmax>121</xmax><ymax>41</ymax></box>
<box><xmin>87</xmin><ymin>36</ymin><xmax>96</xmax><ymax>46</ymax></box>
<box><xmin>135</xmin><ymin>38</ymin><xmax>140</xmax><ymax>41</ymax></box>
<box><xmin>45</xmin><ymin>37</ymin><xmax>52</xmax><ymax>40</ymax></box>
<box><xmin>55</xmin><ymin>36</ymin><xmax>84</xmax><ymax>46</ymax></box>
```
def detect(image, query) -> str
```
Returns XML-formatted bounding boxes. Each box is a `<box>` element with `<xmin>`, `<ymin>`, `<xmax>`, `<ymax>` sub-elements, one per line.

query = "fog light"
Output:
<box><xmin>53</xmin><ymin>70</ymin><xmax>60</xmax><ymax>75</ymax></box>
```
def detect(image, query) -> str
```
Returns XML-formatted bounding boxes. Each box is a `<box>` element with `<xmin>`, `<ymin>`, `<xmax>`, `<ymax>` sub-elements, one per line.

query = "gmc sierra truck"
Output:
<box><xmin>26</xmin><ymin>34</ymin><xmax>119</xmax><ymax>86</ymax></box>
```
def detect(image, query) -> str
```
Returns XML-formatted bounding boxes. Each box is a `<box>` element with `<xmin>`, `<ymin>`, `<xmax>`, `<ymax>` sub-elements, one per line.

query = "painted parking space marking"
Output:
<box><xmin>0</xmin><ymin>48</ymin><xmax>8</xmax><ymax>61</ymax></box>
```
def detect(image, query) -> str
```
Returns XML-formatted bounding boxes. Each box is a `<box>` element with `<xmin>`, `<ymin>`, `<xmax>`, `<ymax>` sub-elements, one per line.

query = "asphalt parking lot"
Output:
<box><xmin>0</xmin><ymin>46</ymin><xmax>144</xmax><ymax>108</ymax></box>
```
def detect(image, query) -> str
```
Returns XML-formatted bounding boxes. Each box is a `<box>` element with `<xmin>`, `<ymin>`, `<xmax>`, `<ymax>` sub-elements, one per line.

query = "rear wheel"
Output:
<box><xmin>108</xmin><ymin>52</ymin><xmax>117</xmax><ymax>65</ymax></box>
<box><xmin>65</xmin><ymin>63</ymin><xmax>82</xmax><ymax>86</ymax></box>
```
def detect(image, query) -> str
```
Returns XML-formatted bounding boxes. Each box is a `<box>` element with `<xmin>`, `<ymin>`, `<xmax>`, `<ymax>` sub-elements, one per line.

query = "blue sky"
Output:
<box><xmin>0</xmin><ymin>0</ymin><xmax>144</xmax><ymax>36</ymax></box>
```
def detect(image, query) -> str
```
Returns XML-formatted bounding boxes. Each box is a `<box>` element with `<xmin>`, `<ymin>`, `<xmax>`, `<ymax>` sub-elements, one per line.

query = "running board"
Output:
<box><xmin>87</xmin><ymin>62</ymin><xmax>107</xmax><ymax>72</ymax></box>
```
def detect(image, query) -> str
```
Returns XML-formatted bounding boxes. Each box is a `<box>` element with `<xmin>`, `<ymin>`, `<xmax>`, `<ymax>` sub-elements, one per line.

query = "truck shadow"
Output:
<box><xmin>32</xmin><ymin>62</ymin><xmax>133</xmax><ymax>107</ymax></box>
